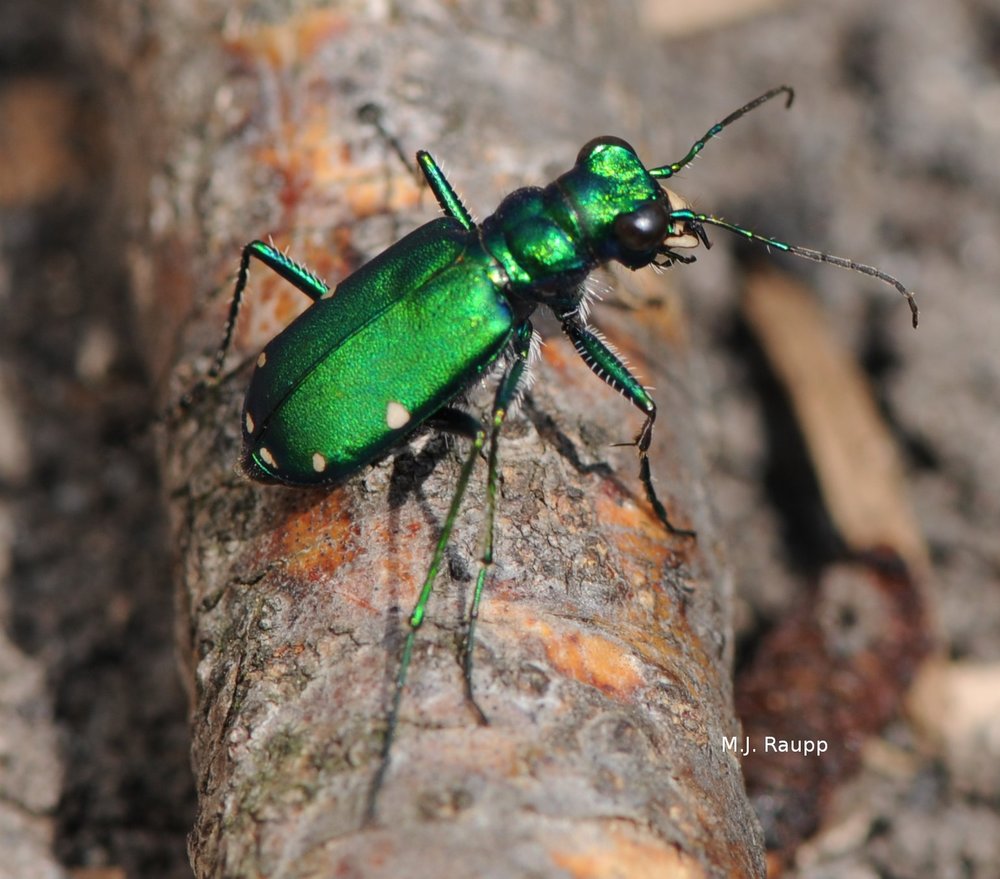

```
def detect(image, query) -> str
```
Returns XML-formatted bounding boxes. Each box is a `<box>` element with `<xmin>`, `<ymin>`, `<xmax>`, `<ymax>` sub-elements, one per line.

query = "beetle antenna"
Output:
<box><xmin>673</xmin><ymin>209</ymin><xmax>918</xmax><ymax>327</ymax></box>
<box><xmin>649</xmin><ymin>86</ymin><xmax>794</xmax><ymax>180</ymax></box>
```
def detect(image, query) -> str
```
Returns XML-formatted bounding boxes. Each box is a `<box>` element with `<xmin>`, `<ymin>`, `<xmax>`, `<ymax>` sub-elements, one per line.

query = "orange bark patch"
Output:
<box><xmin>261</xmin><ymin>489</ymin><xmax>361</xmax><ymax>579</ymax></box>
<box><xmin>221</xmin><ymin>8</ymin><xmax>350</xmax><ymax>68</ymax></box>
<box><xmin>517</xmin><ymin>613</ymin><xmax>645</xmax><ymax>698</ymax></box>
<box><xmin>550</xmin><ymin>824</ymin><xmax>705</xmax><ymax>879</ymax></box>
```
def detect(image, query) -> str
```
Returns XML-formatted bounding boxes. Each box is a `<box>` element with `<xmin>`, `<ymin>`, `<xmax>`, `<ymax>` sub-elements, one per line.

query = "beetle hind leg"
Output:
<box><xmin>462</xmin><ymin>322</ymin><xmax>534</xmax><ymax>719</ymax></box>
<box><xmin>366</xmin><ymin>323</ymin><xmax>533</xmax><ymax>823</ymax></box>
<box><xmin>210</xmin><ymin>240</ymin><xmax>330</xmax><ymax>380</ymax></box>
<box><xmin>365</xmin><ymin>411</ymin><xmax>487</xmax><ymax>825</ymax></box>
<box><xmin>170</xmin><ymin>241</ymin><xmax>331</xmax><ymax>422</ymax></box>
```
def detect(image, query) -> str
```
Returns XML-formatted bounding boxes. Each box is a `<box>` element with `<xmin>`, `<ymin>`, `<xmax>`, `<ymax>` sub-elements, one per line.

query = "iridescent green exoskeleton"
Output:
<box><xmin>205</xmin><ymin>86</ymin><xmax>918</xmax><ymax>822</ymax></box>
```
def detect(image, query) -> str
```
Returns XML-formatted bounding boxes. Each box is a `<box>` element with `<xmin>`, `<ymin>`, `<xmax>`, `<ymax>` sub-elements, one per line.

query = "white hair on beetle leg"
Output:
<box><xmin>567</xmin><ymin>321</ymin><xmax>646</xmax><ymax>402</ymax></box>
<box><xmin>575</xmin><ymin>275</ymin><xmax>610</xmax><ymax>323</ymax></box>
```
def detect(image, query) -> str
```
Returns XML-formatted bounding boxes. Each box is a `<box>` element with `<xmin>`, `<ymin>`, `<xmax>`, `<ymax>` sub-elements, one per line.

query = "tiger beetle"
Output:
<box><xmin>203</xmin><ymin>86</ymin><xmax>917</xmax><ymax>821</ymax></box>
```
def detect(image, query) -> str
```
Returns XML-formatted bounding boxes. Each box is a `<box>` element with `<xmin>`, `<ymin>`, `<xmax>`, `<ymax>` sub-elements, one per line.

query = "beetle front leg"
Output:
<box><xmin>562</xmin><ymin>317</ymin><xmax>695</xmax><ymax>538</ymax></box>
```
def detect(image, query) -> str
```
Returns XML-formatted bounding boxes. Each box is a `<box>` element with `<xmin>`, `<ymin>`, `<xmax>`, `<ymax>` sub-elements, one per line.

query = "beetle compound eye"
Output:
<box><xmin>576</xmin><ymin>135</ymin><xmax>636</xmax><ymax>164</ymax></box>
<box><xmin>614</xmin><ymin>202</ymin><xmax>669</xmax><ymax>252</ymax></box>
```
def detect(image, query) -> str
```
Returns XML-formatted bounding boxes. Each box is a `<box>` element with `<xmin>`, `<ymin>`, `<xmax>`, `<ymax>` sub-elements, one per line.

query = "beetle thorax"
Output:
<box><xmin>479</xmin><ymin>185</ymin><xmax>595</xmax><ymax>298</ymax></box>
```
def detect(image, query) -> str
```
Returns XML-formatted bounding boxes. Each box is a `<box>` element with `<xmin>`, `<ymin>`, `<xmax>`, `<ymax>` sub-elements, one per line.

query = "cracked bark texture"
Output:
<box><xmin>116</xmin><ymin>1</ymin><xmax>761</xmax><ymax>876</ymax></box>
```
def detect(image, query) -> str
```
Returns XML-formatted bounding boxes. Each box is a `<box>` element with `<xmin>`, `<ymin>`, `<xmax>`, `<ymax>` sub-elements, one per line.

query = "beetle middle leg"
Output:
<box><xmin>356</xmin><ymin>104</ymin><xmax>475</xmax><ymax>234</ymax></box>
<box><xmin>415</xmin><ymin>150</ymin><xmax>476</xmax><ymax>232</ymax></box>
<box><xmin>561</xmin><ymin>315</ymin><xmax>695</xmax><ymax>538</ymax></box>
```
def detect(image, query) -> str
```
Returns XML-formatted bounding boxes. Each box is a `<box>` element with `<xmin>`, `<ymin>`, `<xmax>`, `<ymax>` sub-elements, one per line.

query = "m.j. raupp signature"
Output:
<box><xmin>724</xmin><ymin>736</ymin><xmax>829</xmax><ymax>757</ymax></box>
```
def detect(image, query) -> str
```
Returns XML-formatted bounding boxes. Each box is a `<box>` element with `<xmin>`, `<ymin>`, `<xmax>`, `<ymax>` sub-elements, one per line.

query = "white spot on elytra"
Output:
<box><xmin>259</xmin><ymin>447</ymin><xmax>276</xmax><ymax>468</ymax></box>
<box><xmin>386</xmin><ymin>400</ymin><xmax>411</xmax><ymax>429</ymax></box>
<box><xmin>257</xmin><ymin>351</ymin><xmax>267</xmax><ymax>368</ymax></box>
<box><xmin>312</xmin><ymin>452</ymin><xmax>327</xmax><ymax>473</ymax></box>
<box><xmin>245</xmin><ymin>412</ymin><xmax>255</xmax><ymax>434</ymax></box>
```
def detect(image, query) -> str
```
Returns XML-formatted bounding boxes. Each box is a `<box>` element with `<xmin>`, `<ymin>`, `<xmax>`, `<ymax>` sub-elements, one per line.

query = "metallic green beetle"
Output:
<box><xmin>207</xmin><ymin>86</ymin><xmax>917</xmax><ymax>819</ymax></box>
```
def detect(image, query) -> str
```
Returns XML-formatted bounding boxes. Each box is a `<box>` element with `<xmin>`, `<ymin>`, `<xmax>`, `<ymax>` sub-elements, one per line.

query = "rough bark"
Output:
<box><xmin>118</xmin><ymin>1</ymin><xmax>763</xmax><ymax>875</ymax></box>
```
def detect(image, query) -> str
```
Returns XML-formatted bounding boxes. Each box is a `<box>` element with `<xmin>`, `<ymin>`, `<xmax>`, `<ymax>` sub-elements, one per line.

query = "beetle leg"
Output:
<box><xmin>464</xmin><ymin>321</ymin><xmax>534</xmax><ymax>715</ymax></box>
<box><xmin>366</xmin><ymin>412</ymin><xmax>487</xmax><ymax>825</ymax></box>
<box><xmin>210</xmin><ymin>240</ymin><xmax>330</xmax><ymax>380</ymax></box>
<box><xmin>416</xmin><ymin>150</ymin><xmax>476</xmax><ymax>233</ymax></box>
<box><xmin>425</xmin><ymin>407</ymin><xmax>482</xmax><ymax>440</ymax></box>
<box><xmin>562</xmin><ymin>316</ymin><xmax>695</xmax><ymax>538</ymax></box>
<box><xmin>356</xmin><ymin>103</ymin><xmax>476</xmax><ymax>232</ymax></box>
<box><xmin>171</xmin><ymin>241</ymin><xmax>332</xmax><ymax>420</ymax></box>
<box><xmin>367</xmin><ymin>322</ymin><xmax>533</xmax><ymax>825</ymax></box>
